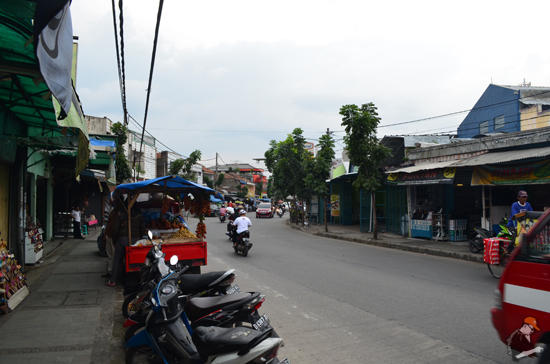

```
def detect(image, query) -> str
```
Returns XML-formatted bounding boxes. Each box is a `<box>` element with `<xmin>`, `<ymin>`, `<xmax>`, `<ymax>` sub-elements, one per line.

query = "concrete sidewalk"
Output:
<box><xmin>0</xmin><ymin>228</ymin><xmax>125</xmax><ymax>364</ymax></box>
<box><xmin>287</xmin><ymin>220</ymin><xmax>485</xmax><ymax>263</ymax></box>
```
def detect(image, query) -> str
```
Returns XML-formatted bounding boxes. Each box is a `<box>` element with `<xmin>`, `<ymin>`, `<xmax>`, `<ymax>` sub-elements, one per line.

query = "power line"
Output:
<box><xmin>136</xmin><ymin>0</ymin><xmax>165</xmax><ymax>181</ymax></box>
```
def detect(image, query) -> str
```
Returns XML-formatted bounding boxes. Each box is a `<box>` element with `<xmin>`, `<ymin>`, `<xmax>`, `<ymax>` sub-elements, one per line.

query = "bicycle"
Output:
<box><xmin>486</xmin><ymin>239</ymin><xmax>512</xmax><ymax>278</ymax></box>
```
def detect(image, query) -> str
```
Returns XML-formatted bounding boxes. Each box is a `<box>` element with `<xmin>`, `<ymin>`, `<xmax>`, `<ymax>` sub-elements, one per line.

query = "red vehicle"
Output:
<box><xmin>256</xmin><ymin>203</ymin><xmax>273</xmax><ymax>218</ymax></box>
<box><xmin>491</xmin><ymin>209</ymin><xmax>550</xmax><ymax>363</ymax></box>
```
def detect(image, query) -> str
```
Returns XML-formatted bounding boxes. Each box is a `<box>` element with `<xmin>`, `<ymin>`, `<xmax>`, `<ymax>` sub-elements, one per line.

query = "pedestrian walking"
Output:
<box><xmin>71</xmin><ymin>206</ymin><xmax>85</xmax><ymax>239</ymax></box>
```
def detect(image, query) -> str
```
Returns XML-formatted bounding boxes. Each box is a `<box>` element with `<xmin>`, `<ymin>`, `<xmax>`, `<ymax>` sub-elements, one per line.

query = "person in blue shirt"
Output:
<box><xmin>506</xmin><ymin>190</ymin><xmax>533</xmax><ymax>253</ymax></box>
<box><xmin>507</xmin><ymin>190</ymin><xmax>533</xmax><ymax>228</ymax></box>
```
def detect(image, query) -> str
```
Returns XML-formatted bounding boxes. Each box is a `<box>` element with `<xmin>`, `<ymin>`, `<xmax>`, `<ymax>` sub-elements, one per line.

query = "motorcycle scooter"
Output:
<box><xmin>125</xmin><ymin>257</ymin><xmax>286</xmax><ymax>364</ymax></box>
<box><xmin>122</xmin><ymin>232</ymin><xmax>238</xmax><ymax>318</ymax></box>
<box><xmin>219</xmin><ymin>212</ymin><xmax>226</xmax><ymax>223</ymax></box>
<box><xmin>234</xmin><ymin>230</ymin><xmax>252</xmax><ymax>257</ymax></box>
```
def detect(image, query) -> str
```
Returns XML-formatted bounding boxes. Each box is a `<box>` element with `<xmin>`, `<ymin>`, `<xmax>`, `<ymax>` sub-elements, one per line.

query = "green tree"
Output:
<box><xmin>214</xmin><ymin>173</ymin><xmax>225</xmax><ymax>189</ymax></box>
<box><xmin>255</xmin><ymin>181</ymin><xmax>263</xmax><ymax>197</ymax></box>
<box><xmin>236</xmin><ymin>184</ymin><xmax>249</xmax><ymax>199</ymax></box>
<box><xmin>304</xmin><ymin>133</ymin><xmax>335</xmax><ymax>232</ymax></box>
<box><xmin>169</xmin><ymin>150</ymin><xmax>202</xmax><ymax>182</ymax></box>
<box><xmin>340</xmin><ymin>103</ymin><xmax>392</xmax><ymax>239</ymax></box>
<box><xmin>111</xmin><ymin>122</ymin><xmax>132</xmax><ymax>184</ymax></box>
<box><xmin>265</xmin><ymin>128</ymin><xmax>310</xmax><ymax>224</ymax></box>
<box><xmin>204</xmin><ymin>176</ymin><xmax>214</xmax><ymax>188</ymax></box>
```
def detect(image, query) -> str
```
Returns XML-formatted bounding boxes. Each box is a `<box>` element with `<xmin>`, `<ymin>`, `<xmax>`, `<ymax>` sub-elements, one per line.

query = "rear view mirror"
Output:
<box><xmin>170</xmin><ymin>255</ymin><xmax>178</xmax><ymax>266</ymax></box>
<box><xmin>147</xmin><ymin>230</ymin><xmax>153</xmax><ymax>240</ymax></box>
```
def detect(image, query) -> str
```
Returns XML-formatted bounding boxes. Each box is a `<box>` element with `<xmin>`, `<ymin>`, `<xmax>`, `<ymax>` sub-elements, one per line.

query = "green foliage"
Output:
<box><xmin>169</xmin><ymin>150</ymin><xmax>202</xmax><ymax>182</ymax></box>
<box><xmin>340</xmin><ymin>103</ymin><xmax>392</xmax><ymax>238</ymax></box>
<box><xmin>340</xmin><ymin>103</ymin><xmax>392</xmax><ymax>194</ymax></box>
<box><xmin>110</xmin><ymin>122</ymin><xmax>132</xmax><ymax>183</ymax></box>
<box><xmin>215</xmin><ymin>173</ymin><xmax>225</xmax><ymax>188</ymax></box>
<box><xmin>264</xmin><ymin>128</ymin><xmax>309</xmax><ymax>201</ymax></box>
<box><xmin>204</xmin><ymin>176</ymin><xmax>214</xmax><ymax>188</ymax></box>
<box><xmin>236</xmin><ymin>184</ymin><xmax>249</xmax><ymax>199</ymax></box>
<box><xmin>304</xmin><ymin>133</ymin><xmax>335</xmax><ymax>199</ymax></box>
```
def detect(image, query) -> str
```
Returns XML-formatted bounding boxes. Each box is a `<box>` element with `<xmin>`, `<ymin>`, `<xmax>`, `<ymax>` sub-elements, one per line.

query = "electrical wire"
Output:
<box><xmin>136</xmin><ymin>0</ymin><xmax>165</xmax><ymax>181</ymax></box>
<box><xmin>111</xmin><ymin>0</ymin><xmax>128</xmax><ymax>126</ymax></box>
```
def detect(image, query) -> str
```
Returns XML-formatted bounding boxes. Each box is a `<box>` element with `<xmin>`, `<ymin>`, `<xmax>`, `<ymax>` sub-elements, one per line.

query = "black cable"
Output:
<box><xmin>111</xmin><ymin>0</ymin><xmax>127</xmax><ymax>126</ymax></box>
<box><xmin>137</xmin><ymin>0</ymin><xmax>165</xmax><ymax>181</ymax></box>
<box><xmin>127</xmin><ymin>114</ymin><xmax>185</xmax><ymax>158</ymax></box>
<box><xmin>117</xmin><ymin>0</ymin><xmax>128</xmax><ymax>126</ymax></box>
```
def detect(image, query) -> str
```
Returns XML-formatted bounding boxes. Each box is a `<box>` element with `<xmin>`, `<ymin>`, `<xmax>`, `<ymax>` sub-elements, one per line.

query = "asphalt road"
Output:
<box><xmin>198</xmin><ymin>215</ymin><xmax>534</xmax><ymax>364</ymax></box>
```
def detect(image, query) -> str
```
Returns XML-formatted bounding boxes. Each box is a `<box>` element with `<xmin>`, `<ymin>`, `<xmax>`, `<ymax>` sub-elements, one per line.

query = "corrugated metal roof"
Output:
<box><xmin>386</xmin><ymin>161</ymin><xmax>457</xmax><ymax>173</ymax></box>
<box><xmin>451</xmin><ymin>146</ymin><xmax>550</xmax><ymax>166</ymax></box>
<box><xmin>389</xmin><ymin>146</ymin><xmax>550</xmax><ymax>174</ymax></box>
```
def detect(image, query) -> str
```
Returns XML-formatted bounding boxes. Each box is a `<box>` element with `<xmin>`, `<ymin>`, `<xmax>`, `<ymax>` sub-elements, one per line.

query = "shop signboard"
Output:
<box><xmin>386</xmin><ymin>168</ymin><xmax>456</xmax><ymax>186</ymax></box>
<box><xmin>330</xmin><ymin>194</ymin><xmax>340</xmax><ymax>216</ymax></box>
<box><xmin>472</xmin><ymin>160</ymin><xmax>550</xmax><ymax>185</ymax></box>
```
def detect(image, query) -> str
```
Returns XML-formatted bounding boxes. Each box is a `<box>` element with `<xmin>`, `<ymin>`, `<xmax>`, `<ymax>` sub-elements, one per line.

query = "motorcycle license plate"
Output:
<box><xmin>253</xmin><ymin>313</ymin><xmax>270</xmax><ymax>331</ymax></box>
<box><xmin>277</xmin><ymin>359</ymin><xmax>291</xmax><ymax>364</ymax></box>
<box><xmin>226</xmin><ymin>285</ymin><xmax>241</xmax><ymax>294</ymax></box>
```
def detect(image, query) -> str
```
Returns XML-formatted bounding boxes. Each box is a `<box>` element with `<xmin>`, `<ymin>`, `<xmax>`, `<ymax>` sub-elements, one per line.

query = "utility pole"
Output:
<box><xmin>215</xmin><ymin>153</ymin><xmax>218</xmax><ymax>189</ymax></box>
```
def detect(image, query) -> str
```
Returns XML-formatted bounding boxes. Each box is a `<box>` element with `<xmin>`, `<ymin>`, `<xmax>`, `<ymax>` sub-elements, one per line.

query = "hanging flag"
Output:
<box><xmin>34</xmin><ymin>0</ymin><xmax>73</xmax><ymax>118</ymax></box>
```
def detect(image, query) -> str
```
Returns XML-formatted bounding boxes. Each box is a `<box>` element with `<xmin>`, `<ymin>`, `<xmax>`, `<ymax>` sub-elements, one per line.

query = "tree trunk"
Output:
<box><xmin>323</xmin><ymin>197</ymin><xmax>328</xmax><ymax>233</ymax></box>
<box><xmin>294</xmin><ymin>195</ymin><xmax>298</xmax><ymax>225</ymax></box>
<box><xmin>372</xmin><ymin>192</ymin><xmax>378</xmax><ymax>239</ymax></box>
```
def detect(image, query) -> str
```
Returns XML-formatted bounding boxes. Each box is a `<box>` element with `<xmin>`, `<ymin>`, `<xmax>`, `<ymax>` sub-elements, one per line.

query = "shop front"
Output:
<box><xmin>386</xmin><ymin>165</ymin><xmax>456</xmax><ymax>240</ymax></box>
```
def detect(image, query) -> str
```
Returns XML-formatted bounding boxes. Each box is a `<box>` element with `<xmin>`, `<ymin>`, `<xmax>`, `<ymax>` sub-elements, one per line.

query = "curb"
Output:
<box><xmin>287</xmin><ymin>222</ymin><xmax>484</xmax><ymax>263</ymax></box>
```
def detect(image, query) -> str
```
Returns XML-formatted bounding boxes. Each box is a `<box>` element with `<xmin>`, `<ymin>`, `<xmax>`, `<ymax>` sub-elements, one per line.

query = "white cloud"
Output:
<box><xmin>71</xmin><ymin>0</ymin><xmax>550</xmax><ymax>164</ymax></box>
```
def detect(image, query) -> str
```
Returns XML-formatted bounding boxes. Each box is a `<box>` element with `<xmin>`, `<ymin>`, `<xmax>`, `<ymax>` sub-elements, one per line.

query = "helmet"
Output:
<box><xmin>239</xmin><ymin>210</ymin><xmax>246</xmax><ymax>215</ymax></box>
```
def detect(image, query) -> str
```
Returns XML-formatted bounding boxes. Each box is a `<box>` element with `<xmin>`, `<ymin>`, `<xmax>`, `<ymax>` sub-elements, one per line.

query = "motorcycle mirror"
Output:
<box><xmin>147</xmin><ymin>230</ymin><xmax>153</xmax><ymax>240</ymax></box>
<box><xmin>170</xmin><ymin>255</ymin><xmax>178</xmax><ymax>266</ymax></box>
<box><xmin>152</xmin><ymin>239</ymin><xmax>159</xmax><ymax>247</ymax></box>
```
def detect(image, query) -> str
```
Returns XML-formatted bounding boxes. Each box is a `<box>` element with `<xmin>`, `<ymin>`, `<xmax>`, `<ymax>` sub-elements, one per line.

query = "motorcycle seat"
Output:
<box><xmin>186</xmin><ymin>292</ymin><xmax>254</xmax><ymax>321</ymax></box>
<box><xmin>179</xmin><ymin>271</ymin><xmax>230</xmax><ymax>292</ymax></box>
<box><xmin>192</xmin><ymin>325</ymin><xmax>267</xmax><ymax>356</ymax></box>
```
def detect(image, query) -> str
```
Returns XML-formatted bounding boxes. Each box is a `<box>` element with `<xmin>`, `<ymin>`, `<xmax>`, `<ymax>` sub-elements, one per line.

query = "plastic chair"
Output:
<box><xmin>81</xmin><ymin>224</ymin><xmax>88</xmax><ymax>236</ymax></box>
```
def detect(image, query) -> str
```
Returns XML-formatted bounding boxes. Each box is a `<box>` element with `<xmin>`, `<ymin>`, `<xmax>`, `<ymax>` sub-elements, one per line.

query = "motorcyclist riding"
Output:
<box><xmin>231</xmin><ymin>210</ymin><xmax>252</xmax><ymax>246</ymax></box>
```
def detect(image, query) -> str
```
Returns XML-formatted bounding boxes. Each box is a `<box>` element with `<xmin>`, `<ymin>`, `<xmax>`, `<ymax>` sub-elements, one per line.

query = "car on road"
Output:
<box><xmin>256</xmin><ymin>203</ymin><xmax>273</xmax><ymax>218</ymax></box>
<box><xmin>209</xmin><ymin>203</ymin><xmax>220</xmax><ymax>217</ymax></box>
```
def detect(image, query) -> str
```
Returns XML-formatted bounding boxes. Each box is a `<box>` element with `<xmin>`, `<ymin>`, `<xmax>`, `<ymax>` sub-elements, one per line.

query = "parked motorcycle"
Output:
<box><xmin>469</xmin><ymin>218</ymin><xmax>515</xmax><ymax>254</ymax></box>
<box><xmin>122</xmin><ymin>232</ymin><xmax>237</xmax><ymax>318</ymax></box>
<box><xmin>469</xmin><ymin>226</ymin><xmax>494</xmax><ymax>253</ymax></box>
<box><xmin>125</xmin><ymin>258</ymin><xmax>285</xmax><ymax>364</ymax></box>
<box><xmin>234</xmin><ymin>230</ymin><xmax>252</xmax><ymax>257</ymax></box>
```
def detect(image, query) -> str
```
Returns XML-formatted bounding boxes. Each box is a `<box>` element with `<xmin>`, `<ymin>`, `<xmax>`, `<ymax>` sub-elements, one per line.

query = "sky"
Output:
<box><xmin>70</xmin><ymin>0</ymin><xmax>550</xmax><ymax>171</ymax></box>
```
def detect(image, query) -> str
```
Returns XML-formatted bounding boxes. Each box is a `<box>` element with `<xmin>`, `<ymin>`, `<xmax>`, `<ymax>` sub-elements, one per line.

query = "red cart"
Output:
<box><xmin>114</xmin><ymin>175</ymin><xmax>220</xmax><ymax>274</ymax></box>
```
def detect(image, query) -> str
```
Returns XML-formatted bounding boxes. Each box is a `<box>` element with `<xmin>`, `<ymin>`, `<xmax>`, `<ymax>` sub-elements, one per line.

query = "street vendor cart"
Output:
<box><xmin>114</xmin><ymin>175</ymin><xmax>221</xmax><ymax>274</ymax></box>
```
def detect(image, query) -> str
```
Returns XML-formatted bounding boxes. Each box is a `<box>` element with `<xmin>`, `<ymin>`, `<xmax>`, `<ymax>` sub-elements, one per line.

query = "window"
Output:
<box><xmin>480</xmin><ymin>121</ymin><xmax>489</xmax><ymax>134</ymax></box>
<box><xmin>542</xmin><ymin>104</ymin><xmax>550</xmax><ymax>112</ymax></box>
<box><xmin>494</xmin><ymin>115</ymin><xmax>505</xmax><ymax>129</ymax></box>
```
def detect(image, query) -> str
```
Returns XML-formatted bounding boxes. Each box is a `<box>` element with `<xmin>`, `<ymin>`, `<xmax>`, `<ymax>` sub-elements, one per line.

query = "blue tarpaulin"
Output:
<box><xmin>115</xmin><ymin>175</ymin><xmax>224</xmax><ymax>201</ymax></box>
<box><xmin>90</xmin><ymin>139</ymin><xmax>116</xmax><ymax>148</ymax></box>
<box><xmin>210</xmin><ymin>195</ymin><xmax>223</xmax><ymax>203</ymax></box>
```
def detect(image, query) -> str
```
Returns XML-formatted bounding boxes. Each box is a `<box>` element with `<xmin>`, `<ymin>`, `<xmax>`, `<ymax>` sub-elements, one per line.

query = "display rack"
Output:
<box><xmin>55</xmin><ymin>212</ymin><xmax>73</xmax><ymax>236</ymax></box>
<box><xmin>449</xmin><ymin>219</ymin><xmax>467</xmax><ymax>241</ymax></box>
<box><xmin>0</xmin><ymin>249</ymin><xmax>30</xmax><ymax>313</ymax></box>
<box><xmin>25</xmin><ymin>229</ymin><xmax>43</xmax><ymax>265</ymax></box>
<box><xmin>411</xmin><ymin>219</ymin><xmax>432</xmax><ymax>239</ymax></box>
<box><xmin>432</xmin><ymin>214</ymin><xmax>449</xmax><ymax>241</ymax></box>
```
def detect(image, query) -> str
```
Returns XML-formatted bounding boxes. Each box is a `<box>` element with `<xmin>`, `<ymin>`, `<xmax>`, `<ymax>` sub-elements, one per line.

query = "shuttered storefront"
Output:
<box><xmin>0</xmin><ymin>163</ymin><xmax>10</xmax><ymax>244</ymax></box>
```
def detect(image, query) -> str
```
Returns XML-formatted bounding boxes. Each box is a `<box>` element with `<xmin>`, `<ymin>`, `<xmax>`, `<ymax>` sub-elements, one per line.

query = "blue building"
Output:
<box><xmin>457</xmin><ymin>84</ymin><xmax>550</xmax><ymax>138</ymax></box>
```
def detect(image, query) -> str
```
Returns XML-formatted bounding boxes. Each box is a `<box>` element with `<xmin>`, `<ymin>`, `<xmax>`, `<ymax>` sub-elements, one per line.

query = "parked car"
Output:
<box><xmin>209</xmin><ymin>203</ymin><xmax>220</xmax><ymax>217</ymax></box>
<box><xmin>256</xmin><ymin>203</ymin><xmax>273</xmax><ymax>218</ymax></box>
